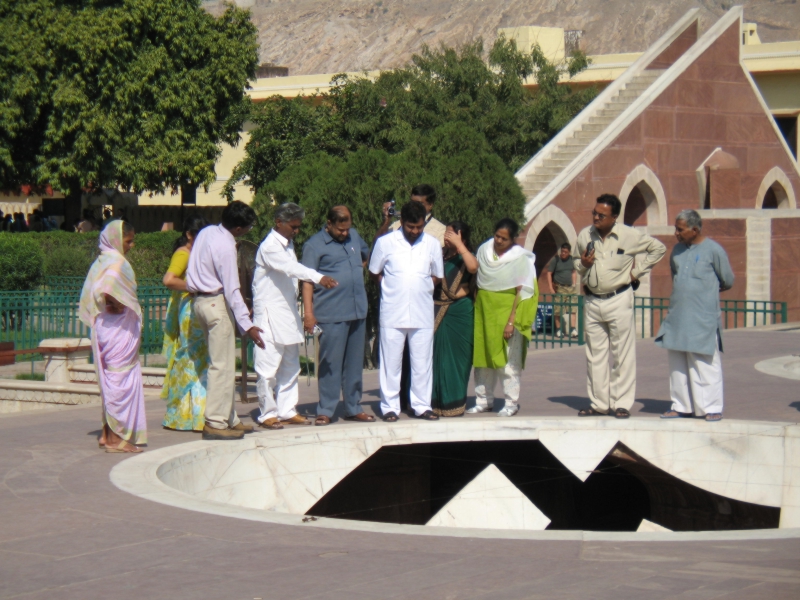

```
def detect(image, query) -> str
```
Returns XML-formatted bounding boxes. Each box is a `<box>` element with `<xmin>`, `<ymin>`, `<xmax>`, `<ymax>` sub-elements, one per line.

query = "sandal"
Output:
<box><xmin>614</xmin><ymin>408</ymin><xmax>631</xmax><ymax>419</ymax></box>
<box><xmin>705</xmin><ymin>413</ymin><xmax>723</xmax><ymax>422</ymax></box>
<box><xmin>382</xmin><ymin>412</ymin><xmax>398</xmax><ymax>422</ymax></box>
<box><xmin>344</xmin><ymin>413</ymin><xmax>376</xmax><ymax>423</ymax></box>
<box><xmin>105</xmin><ymin>441</ymin><xmax>142</xmax><ymax>454</ymax></box>
<box><xmin>315</xmin><ymin>415</ymin><xmax>331</xmax><ymax>426</ymax></box>
<box><xmin>578</xmin><ymin>408</ymin><xmax>608</xmax><ymax>417</ymax></box>
<box><xmin>660</xmin><ymin>410</ymin><xmax>692</xmax><ymax>419</ymax></box>
<box><xmin>258</xmin><ymin>418</ymin><xmax>284</xmax><ymax>430</ymax></box>
<box><xmin>417</xmin><ymin>410</ymin><xmax>439</xmax><ymax>421</ymax></box>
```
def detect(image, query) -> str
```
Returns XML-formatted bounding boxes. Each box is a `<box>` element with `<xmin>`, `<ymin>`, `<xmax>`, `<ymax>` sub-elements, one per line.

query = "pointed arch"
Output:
<box><xmin>756</xmin><ymin>167</ymin><xmax>796</xmax><ymax>209</ymax></box>
<box><xmin>619</xmin><ymin>165</ymin><xmax>668</xmax><ymax>226</ymax></box>
<box><xmin>525</xmin><ymin>205</ymin><xmax>578</xmax><ymax>282</ymax></box>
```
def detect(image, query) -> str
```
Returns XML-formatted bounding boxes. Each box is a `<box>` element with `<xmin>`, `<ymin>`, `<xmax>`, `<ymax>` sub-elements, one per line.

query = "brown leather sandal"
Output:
<box><xmin>258</xmin><ymin>418</ymin><xmax>284</xmax><ymax>430</ymax></box>
<box><xmin>315</xmin><ymin>415</ymin><xmax>331</xmax><ymax>426</ymax></box>
<box><xmin>344</xmin><ymin>413</ymin><xmax>376</xmax><ymax>422</ymax></box>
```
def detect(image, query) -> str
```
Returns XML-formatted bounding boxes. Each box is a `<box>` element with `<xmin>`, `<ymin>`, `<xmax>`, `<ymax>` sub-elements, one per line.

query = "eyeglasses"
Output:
<box><xmin>591</xmin><ymin>210</ymin><xmax>615</xmax><ymax>220</ymax></box>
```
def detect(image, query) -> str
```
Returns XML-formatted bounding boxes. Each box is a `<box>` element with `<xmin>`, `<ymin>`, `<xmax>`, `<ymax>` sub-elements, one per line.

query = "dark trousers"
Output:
<box><xmin>316</xmin><ymin>319</ymin><xmax>366</xmax><ymax>418</ymax></box>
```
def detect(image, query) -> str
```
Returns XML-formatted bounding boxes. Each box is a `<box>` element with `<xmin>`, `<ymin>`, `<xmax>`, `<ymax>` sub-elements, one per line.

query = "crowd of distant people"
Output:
<box><xmin>75</xmin><ymin>186</ymin><xmax>734</xmax><ymax>454</ymax></box>
<box><xmin>0</xmin><ymin>207</ymin><xmax>125</xmax><ymax>233</ymax></box>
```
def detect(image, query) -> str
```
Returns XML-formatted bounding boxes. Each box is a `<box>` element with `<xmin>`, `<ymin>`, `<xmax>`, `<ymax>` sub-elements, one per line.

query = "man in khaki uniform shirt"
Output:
<box><xmin>573</xmin><ymin>194</ymin><xmax>666</xmax><ymax>418</ymax></box>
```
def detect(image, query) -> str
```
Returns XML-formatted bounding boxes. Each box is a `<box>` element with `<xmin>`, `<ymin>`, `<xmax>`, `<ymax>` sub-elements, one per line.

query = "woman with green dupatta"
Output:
<box><xmin>469</xmin><ymin>218</ymin><xmax>538</xmax><ymax>417</ymax></box>
<box><xmin>432</xmin><ymin>222</ymin><xmax>479</xmax><ymax>416</ymax></box>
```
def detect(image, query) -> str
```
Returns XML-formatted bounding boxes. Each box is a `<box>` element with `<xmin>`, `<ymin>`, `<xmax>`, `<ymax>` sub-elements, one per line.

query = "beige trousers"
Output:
<box><xmin>584</xmin><ymin>288</ymin><xmax>636</xmax><ymax>413</ymax></box>
<box><xmin>194</xmin><ymin>294</ymin><xmax>241</xmax><ymax>430</ymax></box>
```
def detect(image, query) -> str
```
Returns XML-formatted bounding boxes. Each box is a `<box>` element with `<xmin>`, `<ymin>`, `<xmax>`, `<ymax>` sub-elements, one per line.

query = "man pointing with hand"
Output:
<box><xmin>253</xmin><ymin>203</ymin><xmax>338</xmax><ymax>429</ymax></box>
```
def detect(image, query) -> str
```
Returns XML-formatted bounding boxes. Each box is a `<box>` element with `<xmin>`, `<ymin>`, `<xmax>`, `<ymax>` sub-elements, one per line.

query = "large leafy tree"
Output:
<box><xmin>0</xmin><ymin>0</ymin><xmax>258</xmax><ymax>203</ymax></box>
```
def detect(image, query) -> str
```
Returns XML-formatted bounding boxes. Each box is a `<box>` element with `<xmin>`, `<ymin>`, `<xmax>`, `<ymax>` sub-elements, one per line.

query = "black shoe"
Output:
<box><xmin>382</xmin><ymin>412</ymin><xmax>398</xmax><ymax>422</ymax></box>
<box><xmin>417</xmin><ymin>410</ymin><xmax>439</xmax><ymax>421</ymax></box>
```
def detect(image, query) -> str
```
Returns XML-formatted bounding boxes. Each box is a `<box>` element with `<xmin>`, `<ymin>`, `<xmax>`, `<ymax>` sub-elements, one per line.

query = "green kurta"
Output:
<box><xmin>432</xmin><ymin>256</ymin><xmax>474</xmax><ymax>416</ymax></box>
<box><xmin>473</xmin><ymin>280</ymin><xmax>539</xmax><ymax>370</ymax></box>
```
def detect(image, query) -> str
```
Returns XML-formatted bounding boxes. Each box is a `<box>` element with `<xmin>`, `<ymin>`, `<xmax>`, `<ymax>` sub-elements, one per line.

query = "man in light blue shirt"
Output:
<box><xmin>302</xmin><ymin>206</ymin><xmax>375</xmax><ymax>426</ymax></box>
<box><xmin>655</xmin><ymin>209</ymin><xmax>734</xmax><ymax>422</ymax></box>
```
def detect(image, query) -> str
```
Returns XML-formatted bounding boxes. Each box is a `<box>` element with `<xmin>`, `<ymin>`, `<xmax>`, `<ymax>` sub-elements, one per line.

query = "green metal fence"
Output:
<box><xmin>0</xmin><ymin>284</ymin><xmax>171</xmax><ymax>365</ymax></box>
<box><xmin>1</xmin><ymin>284</ymin><xmax>790</xmax><ymax>363</ymax></box>
<box><xmin>530</xmin><ymin>294</ymin><xmax>788</xmax><ymax>349</ymax></box>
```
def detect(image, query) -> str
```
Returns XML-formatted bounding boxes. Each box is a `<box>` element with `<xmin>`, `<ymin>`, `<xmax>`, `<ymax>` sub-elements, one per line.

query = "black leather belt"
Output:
<box><xmin>584</xmin><ymin>283</ymin><xmax>631</xmax><ymax>299</ymax></box>
<box><xmin>192</xmin><ymin>291</ymin><xmax>222</xmax><ymax>298</ymax></box>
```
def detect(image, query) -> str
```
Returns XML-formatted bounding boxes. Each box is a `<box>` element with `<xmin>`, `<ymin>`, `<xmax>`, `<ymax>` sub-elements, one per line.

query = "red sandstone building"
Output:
<box><xmin>518</xmin><ymin>7</ymin><xmax>800</xmax><ymax>321</ymax></box>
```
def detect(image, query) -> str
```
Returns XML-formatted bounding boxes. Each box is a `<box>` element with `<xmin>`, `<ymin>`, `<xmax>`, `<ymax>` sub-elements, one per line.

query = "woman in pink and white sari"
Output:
<box><xmin>79</xmin><ymin>220</ymin><xmax>147</xmax><ymax>453</ymax></box>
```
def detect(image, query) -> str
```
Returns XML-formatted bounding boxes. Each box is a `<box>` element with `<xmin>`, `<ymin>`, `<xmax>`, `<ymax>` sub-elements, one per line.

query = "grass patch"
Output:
<box><xmin>15</xmin><ymin>372</ymin><xmax>45</xmax><ymax>381</ymax></box>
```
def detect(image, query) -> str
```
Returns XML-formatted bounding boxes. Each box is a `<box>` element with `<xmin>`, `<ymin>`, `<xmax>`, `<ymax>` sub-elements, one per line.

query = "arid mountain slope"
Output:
<box><xmin>204</xmin><ymin>0</ymin><xmax>800</xmax><ymax>75</ymax></box>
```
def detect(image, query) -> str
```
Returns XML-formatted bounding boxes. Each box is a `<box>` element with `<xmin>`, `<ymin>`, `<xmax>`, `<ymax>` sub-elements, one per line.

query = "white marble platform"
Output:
<box><xmin>110</xmin><ymin>417</ymin><xmax>800</xmax><ymax>541</ymax></box>
<box><xmin>426</xmin><ymin>464</ymin><xmax>551</xmax><ymax>530</ymax></box>
<box><xmin>755</xmin><ymin>355</ymin><xmax>800</xmax><ymax>381</ymax></box>
<box><xmin>0</xmin><ymin>379</ymin><xmax>101</xmax><ymax>413</ymax></box>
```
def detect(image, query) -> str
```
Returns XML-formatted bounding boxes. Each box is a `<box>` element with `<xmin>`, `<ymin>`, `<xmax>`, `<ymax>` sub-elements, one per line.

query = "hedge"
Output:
<box><xmin>0</xmin><ymin>234</ymin><xmax>44</xmax><ymax>290</ymax></box>
<box><xmin>0</xmin><ymin>230</ymin><xmax>182</xmax><ymax>288</ymax></box>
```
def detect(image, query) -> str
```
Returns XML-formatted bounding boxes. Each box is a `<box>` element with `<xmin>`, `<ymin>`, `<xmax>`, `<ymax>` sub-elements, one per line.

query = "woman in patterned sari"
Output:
<box><xmin>160</xmin><ymin>216</ymin><xmax>209</xmax><ymax>431</ymax></box>
<box><xmin>79</xmin><ymin>220</ymin><xmax>147</xmax><ymax>453</ymax></box>
<box><xmin>431</xmin><ymin>222</ymin><xmax>478</xmax><ymax>416</ymax></box>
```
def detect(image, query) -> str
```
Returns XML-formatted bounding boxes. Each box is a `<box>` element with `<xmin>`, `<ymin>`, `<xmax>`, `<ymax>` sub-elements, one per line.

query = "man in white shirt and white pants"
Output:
<box><xmin>253</xmin><ymin>203</ymin><xmax>337</xmax><ymax>429</ymax></box>
<box><xmin>369</xmin><ymin>201</ymin><xmax>444</xmax><ymax>421</ymax></box>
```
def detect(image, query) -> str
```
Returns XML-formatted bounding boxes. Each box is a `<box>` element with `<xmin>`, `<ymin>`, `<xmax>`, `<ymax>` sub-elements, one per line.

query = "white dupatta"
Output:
<box><xmin>476</xmin><ymin>241</ymin><xmax>537</xmax><ymax>300</ymax></box>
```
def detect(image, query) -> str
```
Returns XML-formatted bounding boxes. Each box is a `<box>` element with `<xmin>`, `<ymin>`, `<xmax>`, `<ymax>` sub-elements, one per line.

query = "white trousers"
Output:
<box><xmin>379</xmin><ymin>327</ymin><xmax>433</xmax><ymax>416</ymax></box>
<box><xmin>254</xmin><ymin>315</ymin><xmax>301</xmax><ymax>422</ymax></box>
<box><xmin>668</xmin><ymin>348</ymin><xmax>723</xmax><ymax>416</ymax></box>
<box><xmin>474</xmin><ymin>329</ymin><xmax>524</xmax><ymax>409</ymax></box>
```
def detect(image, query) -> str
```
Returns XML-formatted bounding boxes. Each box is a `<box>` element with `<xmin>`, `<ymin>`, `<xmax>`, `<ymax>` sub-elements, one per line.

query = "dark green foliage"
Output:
<box><xmin>0</xmin><ymin>0</ymin><xmax>258</xmax><ymax>198</ymax></box>
<box><xmin>0</xmin><ymin>234</ymin><xmax>44</xmax><ymax>290</ymax></box>
<box><xmin>126</xmin><ymin>231</ymin><xmax>182</xmax><ymax>279</ymax></box>
<box><xmin>0</xmin><ymin>231</ymin><xmax>179</xmax><ymax>283</ymax></box>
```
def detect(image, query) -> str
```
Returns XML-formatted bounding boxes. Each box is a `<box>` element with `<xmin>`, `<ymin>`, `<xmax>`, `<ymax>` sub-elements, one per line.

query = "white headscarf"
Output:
<box><xmin>476</xmin><ymin>241</ymin><xmax>537</xmax><ymax>301</ymax></box>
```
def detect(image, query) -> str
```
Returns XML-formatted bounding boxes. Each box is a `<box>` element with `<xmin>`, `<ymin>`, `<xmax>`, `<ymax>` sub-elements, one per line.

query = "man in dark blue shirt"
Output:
<box><xmin>301</xmin><ymin>206</ymin><xmax>375</xmax><ymax>425</ymax></box>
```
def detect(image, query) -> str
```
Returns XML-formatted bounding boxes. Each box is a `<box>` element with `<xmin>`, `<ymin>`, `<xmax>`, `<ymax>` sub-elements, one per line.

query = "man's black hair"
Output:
<box><xmin>401</xmin><ymin>200</ymin><xmax>427</xmax><ymax>224</ymax></box>
<box><xmin>561</xmin><ymin>242</ymin><xmax>572</xmax><ymax>251</ymax></box>
<box><xmin>494</xmin><ymin>217</ymin><xmax>520</xmax><ymax>240</ymax></box>
<box><xmin>221</xmin><ymin>201</ymin><xmax>256</xmax><ymax>229</ymax></box>
<box><xmin>411</xmin><ymin>184</ymin><xmax>436</xmax><ymax>204</ymax></box>
<box><xmin>327</xmin><ymin>205</ymin><xmax>351</xmax><ymax>224</ymax></box>
<box><xmin>596</xmin><ymin>194</ymin><xmax>622</xmax><ymax>217</ymax></box>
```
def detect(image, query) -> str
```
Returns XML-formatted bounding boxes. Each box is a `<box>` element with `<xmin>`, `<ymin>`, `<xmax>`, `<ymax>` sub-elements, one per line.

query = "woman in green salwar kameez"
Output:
<box><xmin>432</xmin><ymin>222</ymin><xmax>479</xmax><ymax>416</ymax></box>
<box><xmin>469</xmin><ymin>219</ymin><xmax>538</xmax><ymax>417</ymax></box>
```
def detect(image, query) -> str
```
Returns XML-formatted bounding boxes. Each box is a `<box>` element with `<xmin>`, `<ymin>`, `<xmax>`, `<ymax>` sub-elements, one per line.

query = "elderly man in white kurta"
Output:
<box><xmin>369</xmin><ymin>201</ymin><xmax>444</xmax><ymax>421</ymax></box>
<box><xmin>655</xmin><ymin>209</ymin><xmax>734</xmax><ymax>422</ymax></box>
<box><xmin>253</xmin><ymin>203</ymin><xmax>337</xmax><ymax>429</ymax></box>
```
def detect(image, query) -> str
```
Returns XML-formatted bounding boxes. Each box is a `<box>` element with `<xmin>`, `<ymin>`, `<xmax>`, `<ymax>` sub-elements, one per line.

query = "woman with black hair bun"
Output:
<box><xmin>161</xmin><ymin>215</ymin><xmax>210</xmax><ymax>431</ymax></box>
<box><xmin>431</xmin><ymin>221</ymin><xmax>478</xmax><ymax>416</ymax></box>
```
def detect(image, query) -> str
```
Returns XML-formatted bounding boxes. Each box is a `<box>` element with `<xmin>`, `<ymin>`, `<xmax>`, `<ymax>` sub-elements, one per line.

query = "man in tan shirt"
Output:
<box><xmin>376</xmin><ymin>184</ymin><xmax>446</xmax><ymax>246</ymax></box>
<box><xmin>573</xmin><ymin>194</ymin><xmax>666</xmax><ymax>418</ymax></box>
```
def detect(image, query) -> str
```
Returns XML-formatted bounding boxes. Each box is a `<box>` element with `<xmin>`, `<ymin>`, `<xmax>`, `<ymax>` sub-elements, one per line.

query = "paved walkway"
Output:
<box><xmin>1</xmin><ymin>326</ymin><xmax>799</xmax><ymax>599</ymax></box>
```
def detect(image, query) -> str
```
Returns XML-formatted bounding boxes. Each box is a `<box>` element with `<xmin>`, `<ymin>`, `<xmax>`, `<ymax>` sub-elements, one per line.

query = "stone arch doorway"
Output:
<box><xmin>756</xmin><ymin>167</ymin><xmax>796</xmax><ymax>209</ymax></box>
<box><xmin>619</xmin><ymin>165</ymin><xmax>668</xmax><ymax>226</ymax></box>
<box><xmin>524</xmin><ymin>205</ymin><xmax>577</xmax><ymax>285</ymax></box>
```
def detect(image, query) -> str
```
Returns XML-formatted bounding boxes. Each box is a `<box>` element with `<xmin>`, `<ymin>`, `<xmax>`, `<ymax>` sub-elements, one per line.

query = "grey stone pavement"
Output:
<box><xmin>1</xmin><ymin>326</ymin><xmax>799</xmax><ymax>600</ymax></box>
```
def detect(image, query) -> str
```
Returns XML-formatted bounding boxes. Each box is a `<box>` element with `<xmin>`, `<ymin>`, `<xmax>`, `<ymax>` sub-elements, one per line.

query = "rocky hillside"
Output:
<box><xmin>204</xmin><ymin>0</ymin><xmax>800</xmax><ymax>76</ymax></box>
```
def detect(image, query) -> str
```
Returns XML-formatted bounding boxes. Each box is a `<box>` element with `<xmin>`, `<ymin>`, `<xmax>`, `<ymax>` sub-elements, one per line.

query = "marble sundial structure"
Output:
<box><xmin>111</xmin><ymin>417</ymin><xmax>800</xmax><ymax>541</ymax></box>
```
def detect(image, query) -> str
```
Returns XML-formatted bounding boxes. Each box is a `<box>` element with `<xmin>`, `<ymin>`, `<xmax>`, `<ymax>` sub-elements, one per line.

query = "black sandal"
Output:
<box><xmin>417</xmin><ymin>410</ymin><xmax>439</xmax><ymax>421</ymax></box>
<box><xmin>578</xmin><ymin>408</ymin><xmax>608</xmax><ymax>417</ymax></box>
<box><xmin>382</xmin><ymin>412</ymin><xmax>398</xmax><ymax>422</ymax></box>
<box><xmin>614</xmin><ymin>408</ymin><xmax>631</xmax><ymax>419</ymax></box>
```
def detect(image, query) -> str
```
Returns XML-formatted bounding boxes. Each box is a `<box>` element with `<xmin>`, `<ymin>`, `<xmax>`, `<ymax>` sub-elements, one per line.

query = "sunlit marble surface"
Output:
<box><xmin>426</xmin><ymin>464</ymin><xmax>551</xmax><ymax>530</ymax></box>
<box><xmin>111</xmin><ymin>417</ymin><xmax>800</xmax><ymax>540</ymax></box>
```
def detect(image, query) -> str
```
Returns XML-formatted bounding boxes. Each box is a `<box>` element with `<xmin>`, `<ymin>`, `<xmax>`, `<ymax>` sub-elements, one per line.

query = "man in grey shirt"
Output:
<box><xmin>301</xmin><ymin>205</ymin><xmax>376</xmax><ymax>425</ymax></box>
<box><xmin>655</xmin><ymin>209</ymin><xmax>734</xmax><ymax>422</ymax></box>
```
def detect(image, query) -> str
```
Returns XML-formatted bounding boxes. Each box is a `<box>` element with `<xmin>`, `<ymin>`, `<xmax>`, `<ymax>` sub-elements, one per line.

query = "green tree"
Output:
<box><xmin>0</xmin><ymin>0</ymin><xmax>258</xmax><ymax>203</ymax></box>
